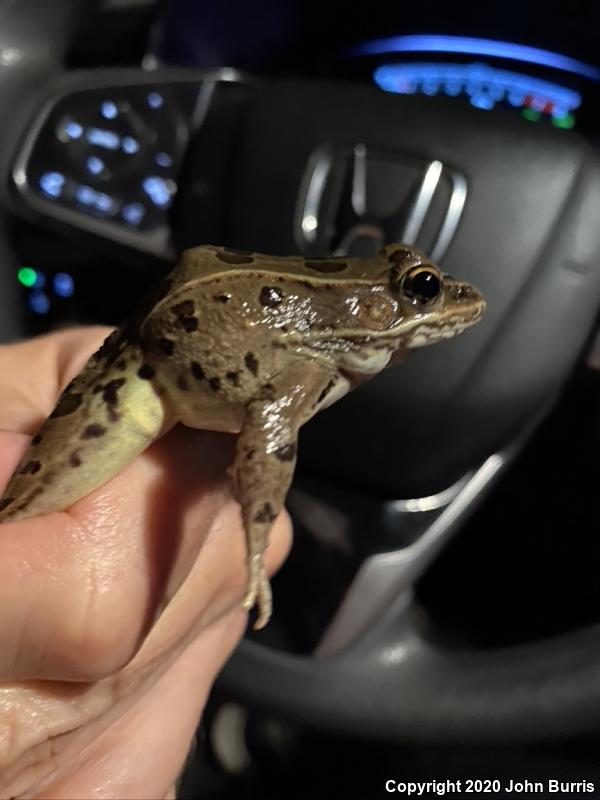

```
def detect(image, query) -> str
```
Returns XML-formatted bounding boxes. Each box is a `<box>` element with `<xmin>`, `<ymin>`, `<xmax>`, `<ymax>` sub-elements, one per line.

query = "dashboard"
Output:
<box><xmin>10</xmin><ymin>0</ymin><xmax>600</xmax><ymax>333</ymax></box>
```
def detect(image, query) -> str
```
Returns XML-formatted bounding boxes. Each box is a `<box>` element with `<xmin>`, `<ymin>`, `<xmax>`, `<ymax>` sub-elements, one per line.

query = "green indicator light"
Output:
<box><xmin>521</xmin><ymin>108</ymin><xmax>541</xmax><ymax>122</ymax></box>
<box><xmin>552</xmin><ymin>113</ymin><xmax>575</xmax><ymax>130</ymax></box>
<box><xmin>17</xmin><ymin>267</ymin><xmax>37</xmax><ymax>287</ymax></box>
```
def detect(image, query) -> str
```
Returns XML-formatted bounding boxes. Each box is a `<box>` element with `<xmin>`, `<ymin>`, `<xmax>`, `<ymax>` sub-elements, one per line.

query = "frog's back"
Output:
<box><xmin>173</xmin><ymin>245</ymin><xmax>396</xmax><ymax>286</ymax></box>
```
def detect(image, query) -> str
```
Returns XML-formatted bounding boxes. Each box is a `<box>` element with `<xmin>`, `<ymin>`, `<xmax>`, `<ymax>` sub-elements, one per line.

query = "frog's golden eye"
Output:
<box><xmin>402</xmin><ymin>267</ymin><xmax>443</xmax><ymax>304</ymax></box>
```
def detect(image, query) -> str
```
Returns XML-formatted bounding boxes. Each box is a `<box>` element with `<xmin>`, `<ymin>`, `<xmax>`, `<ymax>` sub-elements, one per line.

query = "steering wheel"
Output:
<box><xmin>3</xmin><ymin>0</ymin><xmax>600</xmax><ymax>744</ymax></box>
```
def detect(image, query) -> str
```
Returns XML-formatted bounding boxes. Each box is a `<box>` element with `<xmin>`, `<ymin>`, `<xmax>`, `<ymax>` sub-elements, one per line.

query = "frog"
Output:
<box><xmin>0</xmin><ymin>243</ymin><xmax>485</xmax><ymax>628</ymax></box>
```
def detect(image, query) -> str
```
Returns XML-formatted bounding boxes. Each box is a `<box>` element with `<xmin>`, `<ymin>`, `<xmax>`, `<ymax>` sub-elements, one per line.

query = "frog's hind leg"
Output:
<box><xmin>234</xmin><ymin>361</ymin><xmax>337</xmax><ymax>629</ymax></box>
<box><xmin>0</xmin><ymin>337</ymin><xmax>172</xmax><ymax>524</ymax></box>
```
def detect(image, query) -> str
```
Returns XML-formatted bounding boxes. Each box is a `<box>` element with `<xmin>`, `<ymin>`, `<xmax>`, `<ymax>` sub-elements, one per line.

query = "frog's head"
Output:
<box><xmin>327</xmin><ymin>244</ymin><xmax>486</xmax><ymax>375</ymax></box>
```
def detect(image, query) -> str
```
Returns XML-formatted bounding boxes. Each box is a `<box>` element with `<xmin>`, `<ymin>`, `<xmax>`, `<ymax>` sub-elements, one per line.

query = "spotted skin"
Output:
<box><xmin>0</xmin><ymin>243</ymin><xmax>485</xmax><ymax>629</ymax></box>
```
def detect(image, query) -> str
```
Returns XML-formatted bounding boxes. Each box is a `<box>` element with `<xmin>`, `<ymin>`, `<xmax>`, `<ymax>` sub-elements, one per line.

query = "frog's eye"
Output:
<box><xmin>402</xmin><ymin>267</ymin><xmax>443</xmax><ymax>304</ymax></box>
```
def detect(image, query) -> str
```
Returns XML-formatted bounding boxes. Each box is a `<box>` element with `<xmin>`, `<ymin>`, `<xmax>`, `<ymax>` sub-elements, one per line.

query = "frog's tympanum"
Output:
<box><xmin>0</xmin><ymin>244</ymin><xmax>485</xmax><ymax>628</ymax></box>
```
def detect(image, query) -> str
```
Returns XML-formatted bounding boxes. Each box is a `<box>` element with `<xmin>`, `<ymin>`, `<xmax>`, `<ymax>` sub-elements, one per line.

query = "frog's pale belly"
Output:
<box><xmin>0</xmin><ymin>243</ymin><xmax>485</xmax><ymax>628</ymax></box>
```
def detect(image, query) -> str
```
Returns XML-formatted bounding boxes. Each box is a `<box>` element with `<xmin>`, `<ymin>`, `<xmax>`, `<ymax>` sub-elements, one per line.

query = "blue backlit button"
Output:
<box><xmin>53</xmin><ymin>272</ymin><xmax>75</xmax><ymax>298</ymax></box>
<box><xmin>154</xmin><ymin>151</ymin><xmax>173</xmax><ymax>168</ymax></box>
<box><xmin>122</xmin><ymin>202</ymin><xmax>146</xmax><ymax>226</ymax></box>
<box><xmin>56</xmin><ymin>119</ymin><xmax>83</xmax><ymax>142</ymax></box>
<box><xmin>39</xmin><ymin>172</ymin><xmax>66</xmax><ymax>199</ymax></box>
<box><xmin>122</xmin><ymin>136</ymin><xmax>140</xmax><ymax>155</ymax></box>
<box><xmin>142</xmin><ymin>176</ymin><xmax>176</xmax><ymax>209</ymax></box>
<box><xmin>75</xmin><ymin>184</ymin><xmax>118</xmax><ymax>215</ymax></box>
<box><xmin>147</xmin><ymin>91</ymin><xmax>164</xmax><ymax>109</ymax></box>
<box><xmin>100</xmin><ymin>100</ymin><xmax>118</xmax><ymax>120</ymax></box>
<box><xmin>29</xmin><ymin>291</ymin><xmax>50</xmax><ymax>315</ymax></box>
<box><xmin>86</xmin><ymin>156</ymin><xmax>105</xmax><ymax>176</ymax></box>
<box><xmin>86</xmin><ymin>127</ymin><xmax>120</xmax><ymax>150</ymax></box>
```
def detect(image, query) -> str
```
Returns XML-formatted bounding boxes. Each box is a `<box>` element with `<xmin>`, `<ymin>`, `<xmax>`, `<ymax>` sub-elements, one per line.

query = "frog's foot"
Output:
<box><xmin>242</xmin><ymin>553</ymin><xmax>273</xmax><ymax>630</ymax></box>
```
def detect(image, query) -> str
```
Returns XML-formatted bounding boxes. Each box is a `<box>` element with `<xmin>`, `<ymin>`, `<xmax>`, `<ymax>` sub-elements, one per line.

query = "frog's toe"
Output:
<box><xmin>242</xmin><ymin>553</ymin><xmax>272</xmax><ymax>629</ymax></box>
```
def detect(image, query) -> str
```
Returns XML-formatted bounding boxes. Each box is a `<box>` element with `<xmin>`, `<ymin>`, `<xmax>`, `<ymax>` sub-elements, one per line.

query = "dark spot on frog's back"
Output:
<box><xmin>386</xmin><ymin>247</ymin><xmax>420</xmax><ymax>268</ymax></box>
<box><xmin>226</xmin><ymin>370</ymin><xmax>240</xmax><ymax>386</ymax></box>
<box><xmin>209</xmin><ymin>377</ymin><xmax>221</xmax><ymax>392</ymax></box>
<box><xmin>191</xmin><ymin>361</ymin><xmax>205</xmax><ymax>381</ymax></box>
<box><xmin>179</xmin><ymin>316</ymin><xmax>199</xmax><ymax>332</ymax></box>
<box><xmin>69</xmin><ymin>451</ymin><xmax>82</xmax><ymax>468</ymax></box>
<box><xmin>82</xmin><ymin>424</ymin><xmax>106</xmax><ymax>439</ymax></box>
<box><xmin>50</xmin><ymin>391</ymin><xmax>83</xmax><ymax>418</ymax></box>
<box><xmin>216</xmin><ymin>250</ymin><xmax>254</xmax><ymax>265</ymax></box>
<box><xmin>32</xmin><ymin>434</ymin><xmax>43</xmax><ymax>446</ymax></box>
<box><xmin>244</xmin><ymin>352</ymin><xmax>259</xmax><ymax>376</ymax></box>
<box><xmin>158</xmin><ymin>337</ymin><xmax>175</xmax><ymax>356</ymax></box>
<box><xmin>0</xmin><ymin>497</ymin><xmax>14</xmax><ymax>512</ymax></box>
<box><xmin>305</xmin><ymin>259</ymin><xmax>348</xmax><ymax>274</ymax></box>
<box><xmin>172</xmin><ymin>300</ymin><xmax>194</xmax><ymax>317</ymax></box>
<box><xmin>19</xmin><ymin>460</ymin><xmax>41</xmax><ymax>475</ymax></box>
<box><xmin>259</xmin><ymin>286</ymin><xmax>284</xmax><ymax>307</ymax></box>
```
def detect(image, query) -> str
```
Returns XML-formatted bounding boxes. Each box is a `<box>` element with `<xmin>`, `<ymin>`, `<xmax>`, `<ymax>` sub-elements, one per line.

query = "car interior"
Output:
<box><xmin>2</xmin><ymin>0</ymin><xmax>600</xmax><ymax>796</ymax></box>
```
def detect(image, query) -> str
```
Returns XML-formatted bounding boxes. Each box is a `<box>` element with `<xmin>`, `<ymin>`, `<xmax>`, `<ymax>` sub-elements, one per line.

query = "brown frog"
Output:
<box><xmin>0</xmin><ymin>243</ymin><xmax>485</xmax><ymax>628</ymax></box>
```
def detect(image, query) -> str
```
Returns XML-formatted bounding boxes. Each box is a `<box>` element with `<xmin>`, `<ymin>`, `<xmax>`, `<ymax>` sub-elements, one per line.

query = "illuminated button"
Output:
<box><xmin>17</xmin><ymin>267</ymin><xmax>37</xmax><ymax>287</ymax></box>
<box><xmin>470</xmin><ymin>94</ymin><xmax>494</xmax><ymax>111</ymax></box>
<box><xmin>57</xmin><ymin>120</ymin><xmax>83</xmax><ymax>141</ymax></box>
<box><xmin>122</xmin><ymin>202</ymin><xmax>146</xmax><ymax>226</ymax></box>
<box><xmin>86</xmin><ymin>127</ymin><xmax>120</xmax><ymax>150</ymax></box>
<box><xmin>53</xmin><ymin>272</ymin><xmax>75</xmax><ymax>298</ymax></box>
<box><xmin>154</xmin><ymin>151</ymin><xmax>173</xmax><ymax>168</ymax></box>
<box><xmin>422</xmin><ymin>79</ymin><xmax>439</xmax><ymax>95</ymax></box>
<box><xmin>86</xmin><ymin>156</ymin><xmax>105</xmax><ymax>176</ymax></box>
<box><xmin>39</xmin><ymin>172</ymin><xmax>66</xmax><ymax>199</ymax></box>
<box><xmin>75</xmin><ymin>185</ymin><xmax>117</xmax><ymax>215</ymax></box>
<box><xmin>29</xmin><ymin>291</ymin><xmax>50</xmax><ymax>315</ymax></box>
<box><xmin>100</xmin><ymin>101</ymin><xmax>118</xmax><ymax>120</ymax></box>
<box><xmin>142</xmin><ymin>176</ymin><xmax>176</xmax><ymax>208</ymax></box>
<box><xmin>507</xmin><ymin>91</ymin><xmax>525</xmax><ymax>107</ymax></box>
<box><xmin>147</xmin><ymin>91</ymin><xmax>164</xmax><ymax>109</ymax></box>
<box><xmin>122</xmin><ymin>136</ymin><xmax>140</xmax><ymax>155</ymax></box>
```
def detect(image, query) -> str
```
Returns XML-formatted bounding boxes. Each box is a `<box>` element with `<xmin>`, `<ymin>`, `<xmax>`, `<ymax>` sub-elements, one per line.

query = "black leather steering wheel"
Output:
<box><xmin>3</xmin><ymin>0</ymin><xmax>600</xmax><ymax>744</ymax></box>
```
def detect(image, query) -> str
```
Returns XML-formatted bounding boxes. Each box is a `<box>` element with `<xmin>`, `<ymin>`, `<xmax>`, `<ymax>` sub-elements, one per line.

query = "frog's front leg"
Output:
<box><xmin>234</xmin><ymin>361</ymin><xmax>338</xmax><ymax>629</ymax></box>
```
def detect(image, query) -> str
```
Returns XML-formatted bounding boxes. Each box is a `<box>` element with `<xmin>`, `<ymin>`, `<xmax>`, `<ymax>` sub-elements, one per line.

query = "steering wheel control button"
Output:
<box><xmin>12</xmin><ymin>74</ymin><xmax>223</xmax><ymax>255</ymax></box>
<box><xmin>142</xmin><ymin>175</ymin><xmax>176</xmax><ymax>209</ymax></box>
<box><xmin>38</xmin><ymin>171</ymin><xmax>66</xmax><ymax>199</ymax></box>
<box><xmin>122</xmin><ymin>202</ymin><xmax>146</xmax><ymax>226</ymax></box>
<box><xmin>75</xmin><ymin>185</ymin><xmax>118</xmax><ymax>216</ymax></box>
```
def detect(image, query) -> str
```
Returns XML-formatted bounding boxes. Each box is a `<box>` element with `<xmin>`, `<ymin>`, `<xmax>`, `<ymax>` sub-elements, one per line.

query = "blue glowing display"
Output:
<box><xmin>373</xmin><ymin>63</ymin><xmax>582</xmax><ymax>117</ymax></box>
<box><xmin>53</xmin><ymin>272</ymin><xmax>75</xmax><ymax>298</ymax></box>
<box><xmin>350</xmin><ymin>35</ymin><xmax>600</xmax><ymax>82</ymax></box>
<box><xmin>62</xmin><ymin>121</ymin><xmax>83</xmax><ymax>140</ymax></box>
<box><xmin>122</xmin><ymin>136</ymin><xmax>140</xmax><ymax>155</ymax></box>
<box><xmin>147</xmin><ymin>91</ymin><xmax>164</xmax><ymax>109</ymax></box>
<box><xmin>39</xmin><ymin>172</ymin><xmax>66</xmax><ymax>199</ymax></box>
<box><xmin>29</xmin><ymin>291</ymin><xmax>50</xmax><ymax>315</ymax></box>
<box><xmin>86</xmin><ymin>156</ymin><xmax>105</xmax><ymax>176</ymax></box>
<box><xmin>75</xmin><ymin>185</ymin><xmax>117</xmax><ymax>215</ymax></box>
<box><xmin>142</xmin><ymin>176</ymin><xmax>175</xmax><ymax>208</ymax></box>
<box><xmin>154</xmin><ymin>151</ymin><xmax>173</xmax><ymax>168</ymax></box>
<box><xmin>122</xmin><ymin>202</ymin><xmax>146</xmax><ymax>226</ymax></box>
<box><xmin>101</xmin><ymin>101</ymin><xmax>118</xmax><ymax>120</ymax></box>
<box><xmin>86</xmin><ymin>127</ymin><xmax>120</xmax><ymax>150</ymax></box>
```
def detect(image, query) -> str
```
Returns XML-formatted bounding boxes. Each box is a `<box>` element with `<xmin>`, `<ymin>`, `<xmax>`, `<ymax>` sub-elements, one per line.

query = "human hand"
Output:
<box><xmin>0</xmin><ymin>327</ymin><xmax>291</xmax><ymax>799</ymax></box>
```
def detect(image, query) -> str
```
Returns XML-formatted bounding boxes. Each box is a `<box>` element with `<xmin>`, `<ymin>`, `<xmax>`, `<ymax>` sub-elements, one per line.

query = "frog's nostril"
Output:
<box><xmin>443</xmin><ymin>273</ymin><xmax>456</xmax><ymax>280</ymax></box>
